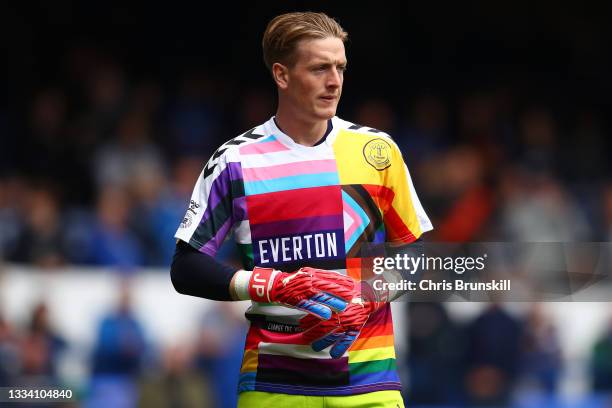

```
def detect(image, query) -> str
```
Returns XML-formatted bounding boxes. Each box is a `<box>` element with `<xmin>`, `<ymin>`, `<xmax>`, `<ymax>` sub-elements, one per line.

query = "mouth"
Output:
<box><xmin>319</xmin><ymin>95</ymin><xmax>337</xmax><ymax>102</ymax></box>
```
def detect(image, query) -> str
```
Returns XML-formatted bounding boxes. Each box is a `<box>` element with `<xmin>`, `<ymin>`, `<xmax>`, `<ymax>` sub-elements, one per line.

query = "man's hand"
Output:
<box><xmin>300</xmin><ymin>282</ymin><xmax>385</xmax><ymax>358</ymax></box>
<box><xmin>237</xmin><ymin>267</ymin><xmax>356</xmax><ymax>320</ymax></box>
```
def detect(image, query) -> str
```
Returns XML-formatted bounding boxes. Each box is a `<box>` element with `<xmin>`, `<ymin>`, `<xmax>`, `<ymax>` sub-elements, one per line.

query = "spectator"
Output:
<box><xmin>90</xmin><ymin>186</ymin><xmax>144</xmax><ymax>269</ymax></box>
<box><xmin>166</xmin><ymin>71</ymin><xmax>223</xmax><ymax>158</ymax></box>
<box><xmin>129</xmin><ymin>159</ymin><xmax>183</xmax><ymax>267</ymax></box>
<box><xmin>519</xmin><ymin>304</ymin><xmax>562</xmax><ymax>395</ymax></box>
<box><xmin>138</xmin><ymin>345</ymin><xmax>214</xmax><ymax>408</ymax></box>
<box><xmin>194</xmin><ymin>303</ymin><xmax>247</xmax><ymax>408</ymax></box>
<box><xmin>428</xmin><ymin>146</ymin><xmax>497</xmax><ymax>242</ymax></box>
<box><xmin>396</xmin><ymin>93</ymin><xmax>450</xmax><ymax>165</ymax></box>
<box><xmin>93</xmin><ymin>110</ymin><xmax>166</xmax><ymax>191</ymax></box>
<box><xmin>19</xmin><ymin>302</ymin><xmax>67</xmax><ymax>383</ymax></box>
<box><xmin>0</xmin><ymin>312</ymin><xmax>20</xmax><ymax>386</ymax></box>
<box><xmin>21</xmin><ymin>88</ymin><xmax>70</xmax><ymax>184</ymax></box>
<box><xmin>464</xmin><ymin>304</ymin><xmax>524</xmax><ymax>406</ymax></box>
<box><xmin>80</xmin><ymin>62</ymin><xmax>128</xmax><ymax>141</ymax></box>
<box><xmin>87</xmin><ymin>279</ymin><xmax>148</xmax><ymax>408</ymax></box>
<box><xmin>12</xmin><ymin>186</ymin><xmax>66</xmax><ymax>268</ymax></box>
<box><xmin>405</xmin><ymin>303</ymin><xmax>465</xmax><ymax>405</ymax></box>
<box><xmin>499</xmin><ymin>169</ymin><xmax>591</xmax><ymax>242</ymax></box>
<box><xmin>516</xmin><ymin>107</ymin><xmax>560</xmax><ymax>175</ymax></box>
<box><xmin>0</xmin><ymin>177</ymin><xmax>26</xmax><ymax>262</ymax></box>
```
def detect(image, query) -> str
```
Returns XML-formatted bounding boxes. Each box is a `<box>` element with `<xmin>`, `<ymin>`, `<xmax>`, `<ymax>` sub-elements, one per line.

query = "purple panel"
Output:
<box><xmin>251</xmin><ymin>214</ymin><xmax>343</xmax><ymax>239</ymax></box>
<box><xmin>258</xmin><ymin>353</ymin><xmax>348</xmax><ymax>373</ymax></box>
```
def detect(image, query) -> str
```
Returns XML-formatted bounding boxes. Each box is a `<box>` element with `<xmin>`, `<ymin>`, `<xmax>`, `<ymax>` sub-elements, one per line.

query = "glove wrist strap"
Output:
<box><xmin>248</xmin><ymin>267</ymin><xmax>278</xmax><ymax>302</ymax></box>
<box><xmin>232</xmin><ymin>270</ymin><xmax>252</xmax><ymax>300</ymax></box>
<box><xmin>360</xmin><ymin>281</ymin><xmax>387</xmax><ymax>310</ymax></box>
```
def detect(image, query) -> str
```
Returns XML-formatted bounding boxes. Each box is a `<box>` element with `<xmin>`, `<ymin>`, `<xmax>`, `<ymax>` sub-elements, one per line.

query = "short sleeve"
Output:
<box><xmin>174</xmin><ymin>152</ymin><xmax>239</xmax><ymax>257</ymax></box>
<box><xmin>383</xmin><ymin>142</ymin><xmax>433</xmax><ymax>243</ymax></box>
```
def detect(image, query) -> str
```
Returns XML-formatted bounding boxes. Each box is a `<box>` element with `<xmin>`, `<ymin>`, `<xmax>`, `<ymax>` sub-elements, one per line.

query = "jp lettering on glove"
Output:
<box><xmin>300</xmin><ymin>280</ymin><xmax>387</xmax><ymax>358</ymax></box>
<box><xmin>232</xmin><ymin>266</ymin><xmax>355</xmax><ymax>320</ymax></box>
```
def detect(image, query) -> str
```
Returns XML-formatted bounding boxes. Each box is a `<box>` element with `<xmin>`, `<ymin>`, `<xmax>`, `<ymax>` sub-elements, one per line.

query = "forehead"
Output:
<box><xmin>293</xmin><ymin>37</ymin><xmax>346</xmax><ymax>65</ymax></box>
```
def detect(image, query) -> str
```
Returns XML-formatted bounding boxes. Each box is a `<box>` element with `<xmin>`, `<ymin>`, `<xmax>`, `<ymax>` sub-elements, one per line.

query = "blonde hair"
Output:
<box><xmin>262</xmin><ymin>12</ymin><xmax>348</xmax><ymax>71</ymax></box>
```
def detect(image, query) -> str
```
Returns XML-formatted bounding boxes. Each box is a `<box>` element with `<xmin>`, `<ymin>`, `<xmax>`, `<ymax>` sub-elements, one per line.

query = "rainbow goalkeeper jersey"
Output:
<box><xmin>175</xmin><ymin>116</ymin><xmax>433</xmax><ymax>396</ymax></box>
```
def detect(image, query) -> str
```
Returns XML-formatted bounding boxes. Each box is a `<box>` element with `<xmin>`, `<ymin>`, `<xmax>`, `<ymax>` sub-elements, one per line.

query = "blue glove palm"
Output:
<box><xmin>301</xmin><ymin>298</ymin><xmax>380</xmax><ymax>358</ymax></box>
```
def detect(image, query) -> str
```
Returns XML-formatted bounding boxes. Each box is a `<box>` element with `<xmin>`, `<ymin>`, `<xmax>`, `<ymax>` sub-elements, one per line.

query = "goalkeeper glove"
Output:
<box><xmin>300</xmin><ymin>282</ymin><xmax>386</xmax><ymax>358</ymax></box>
<box><xmin>233</xmin><ymin>267</ymin><xmax>355</xmax><ymax>320</ymax></box>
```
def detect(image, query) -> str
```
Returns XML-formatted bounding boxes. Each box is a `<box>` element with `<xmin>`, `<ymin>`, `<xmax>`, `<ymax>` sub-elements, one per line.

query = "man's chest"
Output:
<box><xmin>237</xmin><ymin>162</ymin><xmax>385</xmax><ymax>269</ymax></box>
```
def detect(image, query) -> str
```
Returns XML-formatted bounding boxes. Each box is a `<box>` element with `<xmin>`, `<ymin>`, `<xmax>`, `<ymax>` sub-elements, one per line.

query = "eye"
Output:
<box><xmin>310</xmin><ymin>63</ymin><xmax>329</xmax><ymax>72</ymax></box>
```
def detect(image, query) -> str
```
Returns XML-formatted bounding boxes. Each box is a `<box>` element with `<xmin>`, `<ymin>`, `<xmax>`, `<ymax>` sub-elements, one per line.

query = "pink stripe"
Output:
<box><xmin>240</xmin><ymin>140</ymin><xmax>290</xmax><ymax>155</ymax></box>
<box><xmin>343</xmin><ymin>204</ymin><xmax>361</xmax><ymax>242</ymax></box>
<box><xmin>242</xmin><ymin>159</ymin><xmax>337</xmax><ymax>181</ymax></box>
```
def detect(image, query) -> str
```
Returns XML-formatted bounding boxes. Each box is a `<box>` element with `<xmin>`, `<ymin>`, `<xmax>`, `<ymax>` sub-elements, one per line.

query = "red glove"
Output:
<box><xmin>246</xmin><ymin>267</ymin><xmax>356</xmax><ymax>320</ymax></box>
<box><xmin>300</xmin><ymin>282</ymin><xmax>386</xmax><ymax>358</ymax></box>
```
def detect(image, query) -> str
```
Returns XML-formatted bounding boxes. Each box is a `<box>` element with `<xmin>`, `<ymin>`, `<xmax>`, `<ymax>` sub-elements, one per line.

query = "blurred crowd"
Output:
<box><xmin>2</xmin><ymin>288</ymin><xmax>612</xmax><ymax>407</ymax></box>
<box><xmin>405</xmin><ymin>302</ymin><xmax>612</xmax><ymax>407</ymax></box>
<box><xmin>0</xmin><ymin>279</ymin><xmax>248</xmax><ymax>408</ymax></box>
<box><xmin>1</xmin><ymin>48</ymin><xmax>611</xmax><ymax>269</ymax></box>
<box><xmin>1</xmin><ymin>44</ymin><xmax>611</xmax><ymax>408</ymax></box>
<box><xmin>0</xmin><ymin>47</ymin><xmax>279</xmax><ymax>269</ymax></box>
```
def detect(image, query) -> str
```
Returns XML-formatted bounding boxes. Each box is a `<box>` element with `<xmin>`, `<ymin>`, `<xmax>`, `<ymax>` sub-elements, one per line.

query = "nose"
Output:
<box><xmin>326</xmin><ymin>68</ymin><xmax>342</xmax><ymax>89</ymax></box>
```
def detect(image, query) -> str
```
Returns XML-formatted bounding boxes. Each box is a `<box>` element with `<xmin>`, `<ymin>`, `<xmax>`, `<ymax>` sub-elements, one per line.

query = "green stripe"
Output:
<box><xmin>231</xmin><ymin>178</ymin><xmax>245</xmax><ymax>197</ymax></box>
<box><xmin>349</xmin><ymin>358</ymin><xmax>397</xmax><ymax>375</ymax></box>
<box><xmin>237</xmin><ymin>243</ymin><xmax>254</xmax><ymax>270</ymax></box>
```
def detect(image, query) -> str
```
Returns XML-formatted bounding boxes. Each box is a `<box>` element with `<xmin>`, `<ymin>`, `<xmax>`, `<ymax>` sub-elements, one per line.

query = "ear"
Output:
<box><xmin>272</xmin><ymin>62</ymin><xmax>289</xmax><ymax>90</ymax></box>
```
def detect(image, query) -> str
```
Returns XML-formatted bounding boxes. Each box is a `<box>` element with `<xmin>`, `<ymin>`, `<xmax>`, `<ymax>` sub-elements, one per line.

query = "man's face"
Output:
<box><xmin>279</xmin><ymin>37</ymin><xmax>347</xmax><ymax>121</ymax></box>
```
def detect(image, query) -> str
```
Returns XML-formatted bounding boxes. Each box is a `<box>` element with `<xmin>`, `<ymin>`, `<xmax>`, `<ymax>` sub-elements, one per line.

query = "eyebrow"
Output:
<box><xmin>309</xmin><ymin>60</ymin><xmax>347</xmax><ymax>67</ymax></box>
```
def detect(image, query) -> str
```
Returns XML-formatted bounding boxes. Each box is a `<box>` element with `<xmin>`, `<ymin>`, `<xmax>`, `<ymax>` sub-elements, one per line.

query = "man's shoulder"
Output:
<box><xmin>216</xmin><ymin>123</ymin><xmax>269</xmax><ymax>157</ymax></box>
<box><xmin>201</xmin><ymin>123</ymin><xmax>269</xmax><ymax>179</ymax></box>
<box><xmin>334</xmin><ymin>117</ymin><xmax>396</xmax><ymax>143</ymax></box>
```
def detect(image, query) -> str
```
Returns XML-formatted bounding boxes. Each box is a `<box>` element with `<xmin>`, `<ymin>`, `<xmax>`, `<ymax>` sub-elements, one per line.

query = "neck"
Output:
<box><xmin>275</xmin><ymin>107</ymin><xmax>329</xmax><ymax>146</ymax></box>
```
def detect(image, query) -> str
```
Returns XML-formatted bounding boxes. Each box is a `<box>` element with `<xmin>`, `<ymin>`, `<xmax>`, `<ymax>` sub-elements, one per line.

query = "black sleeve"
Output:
<box><xmin>387</xmin><ymin>238</ymin><xmax>425</xmax><ymax>282</ymax></box>
<box><xmin>364</xmin><ymin>238</ymin><xmax>425</xmax><ymax>303</ymax></box>
<box><xmin>170</xmin><ymin>240</ymin><xmax>239</xmax><ymax>301</ymax></box>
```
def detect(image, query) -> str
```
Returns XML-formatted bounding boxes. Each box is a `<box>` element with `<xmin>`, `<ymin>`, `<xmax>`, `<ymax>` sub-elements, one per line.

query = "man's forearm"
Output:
<box><xmin>171</xmin><ymin>240</ymin><xmax>240</xmax><ymax>301</ymax></box>
<box><xmin>172</xmin><ymin>243</ymin><xmax>354</xmax><ymax>321</ymax></box>
<box><xmin>170</xmin><ymin>242</ymin><xmax>278</xmax><ymax>301</ymax></box>
<box><xmin>367</xmin><ymin>238</ymin><xmax>425</xmax><ymax>302</ymax></box>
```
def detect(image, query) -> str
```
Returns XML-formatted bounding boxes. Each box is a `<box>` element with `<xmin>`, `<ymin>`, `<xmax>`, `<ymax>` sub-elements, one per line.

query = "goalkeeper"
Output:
<box><xmin>170</xmin><ymin>11</ymin><xmax>432</xmax><ymax>408</ymax></box>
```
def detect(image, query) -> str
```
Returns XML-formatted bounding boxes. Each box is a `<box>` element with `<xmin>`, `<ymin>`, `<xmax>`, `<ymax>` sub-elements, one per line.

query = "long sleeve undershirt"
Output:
<box><xmin>170</xmin><ymin>238</ymin><xmax>424</xmax><ymax>302</ymax></box>
<box><xmin>170</xmin><ymin>240</ymin><xmax>238</xmax><ymax>301</ymax></box>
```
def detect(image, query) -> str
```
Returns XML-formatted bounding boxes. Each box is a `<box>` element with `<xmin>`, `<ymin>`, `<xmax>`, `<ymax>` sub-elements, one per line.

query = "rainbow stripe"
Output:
<box><xmin>240</xmin><ymin>135</ymin><xmax>290</xmax><ymax>155</ymax></box>
<box><xmin>238</xmin><ymin>305</ymin><xmax>400</xmax><ymax>395</ymax></box>
<box><xmin>245</xmin><ymin>172</ymin><xmax>339</xmax><ymax>195</ymax></box>
<box><xmin>342</xmin><ymin>190</ymin><xmax>370</xmax><ymax>252</ymax></box>
<box><xmin>242</xmin><ymin>159</ymin><xmax>337</xmax><ymax>181</ymax></box>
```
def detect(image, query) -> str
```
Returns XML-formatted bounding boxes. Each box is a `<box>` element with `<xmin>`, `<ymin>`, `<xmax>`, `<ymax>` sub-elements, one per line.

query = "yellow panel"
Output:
<box><xmin>238</xmin><ymin>390</ymin><xmax>404</xmax><ymax>408</ymax></box>
<box><xmin>348</xmin><ymin>346</ymin><xmax>396</xmax><ymax>363</ymax></box>
<box><xmin>333</xmin><ymin>129</ymin><xmax>423</xmax><ymax>241</ymax></box>
<box><xmin>333</xmin><ymin>130</ymin><xmax>388</xmax><ymax>186</ymax></box>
